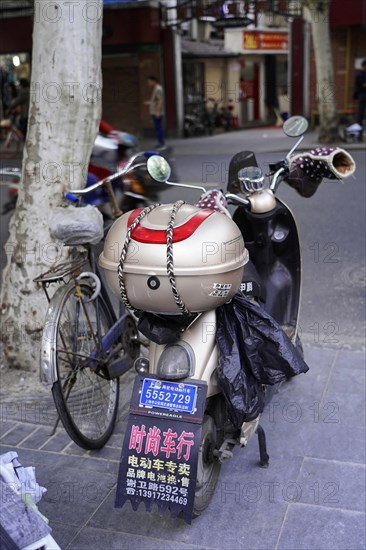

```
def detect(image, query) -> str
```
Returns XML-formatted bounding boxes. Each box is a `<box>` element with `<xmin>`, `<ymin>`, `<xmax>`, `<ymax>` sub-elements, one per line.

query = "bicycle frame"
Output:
<box><xmin>36</xmin><ymin>152</ymin><xmax>156</xmax><ymax>386</ymax></box>
<box><xmin>89</xmin><ymin>247</ymin><xmax>135</xmax><ymax>379</ymax></box>
<box><xmin>37</xmin><ymin>243</ymin><xmax>130</xmax><ymax>386</ymax></box>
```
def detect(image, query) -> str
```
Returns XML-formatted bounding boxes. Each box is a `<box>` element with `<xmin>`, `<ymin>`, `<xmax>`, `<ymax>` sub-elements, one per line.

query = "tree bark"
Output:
<box><xmin>0</xmin><ymin>1</ymin><xmax>103</xmax><ymax>370</ymax></box>
<box><xmin>304</xmin><ymin>0</ymin><xmax>339</xmax><ymax>143</ymax></box>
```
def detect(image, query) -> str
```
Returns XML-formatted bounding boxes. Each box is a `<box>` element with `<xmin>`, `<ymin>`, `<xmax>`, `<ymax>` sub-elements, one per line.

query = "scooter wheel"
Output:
<box><xmin>184</xmin><ymin>123</ymin><xmax>194</xmax><ymax>138</ymax></box>
<box><xmin>193</xmin><ymin>414</ymin><xmax>221</xmax><ymax>516</ymax></box>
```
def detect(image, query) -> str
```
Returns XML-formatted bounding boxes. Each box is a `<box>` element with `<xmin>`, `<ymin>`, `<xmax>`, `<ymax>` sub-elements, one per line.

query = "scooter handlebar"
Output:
<box><xmin>284</xmin><ymin>147</ymin><xmax>356</xmax><ymax>198</ymax></box>
<box><xmin>66</xmin><ymin>151</ymin><xmax>161</xmax><ymax>197</ymax></box>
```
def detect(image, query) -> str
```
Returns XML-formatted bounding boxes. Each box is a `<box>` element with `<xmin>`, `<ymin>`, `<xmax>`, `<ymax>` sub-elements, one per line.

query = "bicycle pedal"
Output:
<box><xmin>107</xmin><ymin>357</ymin><xmax>132</xmax><ymax>379</ymax></box>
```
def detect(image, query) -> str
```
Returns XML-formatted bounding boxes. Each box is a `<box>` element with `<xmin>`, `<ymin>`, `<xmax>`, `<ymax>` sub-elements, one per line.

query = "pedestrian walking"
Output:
<box><xmin>353</xmin><ymin>59</ymin><xmax>366</xmax><ymax>130</ymax></box>
<box><xmin>145</xmin><ymin>75</ymin><xmax>166</xmax><ymax>150</ymax></box>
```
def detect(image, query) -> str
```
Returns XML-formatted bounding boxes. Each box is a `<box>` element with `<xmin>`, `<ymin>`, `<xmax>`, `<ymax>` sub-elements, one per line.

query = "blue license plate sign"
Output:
<box><xmin>139</xmin><ymin>378</ymin><xmax>198</xmax><ymax>414</ymax></box>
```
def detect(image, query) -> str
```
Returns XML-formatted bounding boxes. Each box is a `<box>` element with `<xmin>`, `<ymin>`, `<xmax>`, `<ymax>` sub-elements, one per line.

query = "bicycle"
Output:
<box><xmin>34</xmin><ymin>153</ymin><xmax>153</xmax><ymax>449</ymax></box>
<box><xmin>0</xmin><ymin>112</ymin><xmax>24</xmax><ymax>159</ymax></box>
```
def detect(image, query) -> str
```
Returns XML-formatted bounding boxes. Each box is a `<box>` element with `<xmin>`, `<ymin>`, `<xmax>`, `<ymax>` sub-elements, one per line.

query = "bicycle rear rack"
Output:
<box><xmin>33</xmin><ymin>258</ymin><xmax>88</xmax><ymax>301</ymax></box>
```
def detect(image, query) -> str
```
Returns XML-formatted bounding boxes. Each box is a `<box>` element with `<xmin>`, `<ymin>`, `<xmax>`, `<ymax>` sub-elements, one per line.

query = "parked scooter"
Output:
<box><xmin>85</xmin><ymin>121</ymin><xmax>139</xmax><ymax>213</ymax></box>
<box><xmin>0</xmin><ymin>121</ymin><xmax>140</xmax><ymax>216</ymax></box>
<box><xmin>85</xmin><ymin>122</ymin><xmax>168</xmax><ymax>214</ymax></box>
<box><xmin>98</xmin><ymin>116</ymin><xmax>356</xmax><ymax>522</ymax></box>
<box><xmin>206</xmin><ymin>97</ymin><xmax>233</xmax><ymax>132</ymax></box>
<box><xmin>183</xmin><ymin>98</ymin><xmax>234</xmax><ymax>138</ymax></box>
<box><xmin>183</xmin><ymin>104</ymin><xmax>208</xmax><ymax>138</ymax></box>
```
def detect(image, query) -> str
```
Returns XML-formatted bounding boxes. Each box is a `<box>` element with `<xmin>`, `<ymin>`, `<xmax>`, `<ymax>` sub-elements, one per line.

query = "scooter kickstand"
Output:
<box><xmin>256</xmin><ymin>425</ymin><xmax>269</xmax><ymax>468</ymax></box>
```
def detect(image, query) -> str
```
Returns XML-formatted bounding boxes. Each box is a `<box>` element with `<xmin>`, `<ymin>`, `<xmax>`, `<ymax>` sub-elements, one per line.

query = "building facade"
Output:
<box><xmin>1</xmin><ymin>1</ymin><xmax>365</xmax><ymax>136</ymax></box>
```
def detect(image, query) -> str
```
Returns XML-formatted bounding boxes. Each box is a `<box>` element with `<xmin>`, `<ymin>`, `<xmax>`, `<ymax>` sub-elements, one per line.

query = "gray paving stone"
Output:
<box><xmin>277</xmin><ymin>503</ymin><xmax>366</xmax><ymax>550</ymax></box>
<box><xmin>40</xmin><ymin>430</ymin><xmax>74</xmax><ymax>452</ymax></box>
<box><xmin>214</xmin><ymin>441</ymin><xmax>304</xmax><ymax>508</ymax></box>
<box><xmin>0</xmin><ymin>400</ymin><xmax>57</xmax><ymax>425</ymax></box>
<box><xmin>295</xmin><ymin>457</ymin><xmax>366</xmax><ymax>512</ymax></box>
<box><xmin>336</xmin><ymin>349</ymin><xmax>366</xmax><ymax>371</ymax></box>
<box><xmin>63</xmin><ymin>442</ymin><xmax>90</xmax><ymax>457</ymax></box>
<box><xmin>45</xmin><ymin>522</ymin><xmax>78</xmax><ymax>550</ymax></box>
<box><xmin>88</xmin><ymin>444</ymin><xmax>121</xmax><ymax>462</ymax></box>
<box><xmin>321</xmin><ymin>390</ymin><xmax>365</xmax><ymax>427</ymax></box>
<box><xmin>0</xmin><ymin>420</ymin><xmax>16</xmax><ymax>436</ymax></box>
<box><xmin>259</xmin><ymin>376</ymin><xmax>366</xmax><ymax>464</ymax></box>
<box><xmin>70</xmin><ymin>527</ymin><xmax>213</xmax><ymax>550</ymax></box>
<box><xmin>0</xmin><ymin>422</ymin><xmax>38</xmax><ymax>446</ymax></box>
<box><xmin>303</xmin><ymin>422</ymin><xmax>365</xmax><ymax>464</ymax></box>
<box><xmin>0</xmin><ymin>445</ymin><xmax>120</xmax><ymax>475</ymax></box>
<box><xmin>112</xmin><ymin>419</ymin><xmax>128</xmax><ymax>436</ymax></box>
<box><xmin>36</xmin><ymin>465</ymin><xmax>116</xmax><ymax>528</ymax></box>
<box><xmin>263</xmin><ymin>347</ymin><xmax>335</xmax><ymax>416</ymax></box>
<box><xmin>0</xmin><ymin>346</ymin><xmax>365</xmax><ymax>549</ymax></box>
<box><xmin>19</xmin><ymin>425</ymin><xmax>55</xmax><ymax>449</ymax></box>
<box><xmin>0</xmin><ymin>402</ymin><xmax>30</xmax><ymax>424</ymax></box>
<box><xmin>89</xmin><ymin>487</ymin><xmax>288</xmax><ymax>549</ymax></box>
<box><xmin>262</xmin><ymin>402</ymin><xmax>366</xmax><ymax>464</ymax></box>
<box><xmin>89</xmin><ymin>448</ymin><xmax>293</xmax><ymax>550</ymax></box>
<box><xmin>326</xmin><ymin>350</ymin><xmax>366</xmax><ymax>395</ymax></box>
<box><xmin>107</xmin><ymin>432</ymin><xmax>125</xmax><ymax>449</ymax></box>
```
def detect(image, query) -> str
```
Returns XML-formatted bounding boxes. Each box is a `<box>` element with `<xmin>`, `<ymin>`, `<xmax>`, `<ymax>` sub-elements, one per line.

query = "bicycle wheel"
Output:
<box><xmin>49</xmin><ymin>281</ymin><xmax>120</xmax><ymax>449</ymax></box>
<box><xmin>0</xmin><ymin>128</ymin><xmax>21</xmax><ymax>159</ymax></box>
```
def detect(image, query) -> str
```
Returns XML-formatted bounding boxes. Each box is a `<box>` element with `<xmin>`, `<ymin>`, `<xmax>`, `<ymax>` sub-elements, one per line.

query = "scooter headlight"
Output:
<box><xmin>156</xmin><ymin>342</ymin><xmax>195</xmax><ymax>380</ymax></box>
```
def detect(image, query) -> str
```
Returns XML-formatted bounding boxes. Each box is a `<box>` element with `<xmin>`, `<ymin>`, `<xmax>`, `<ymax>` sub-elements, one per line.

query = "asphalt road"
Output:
<box><xmin>160</xmin><ymin>147</ymin><xmax>366</xmax><ymax>349</ymax></box>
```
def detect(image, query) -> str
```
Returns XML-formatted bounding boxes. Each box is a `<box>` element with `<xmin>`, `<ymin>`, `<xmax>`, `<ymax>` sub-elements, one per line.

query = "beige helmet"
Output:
<box><xmin>99</xmin><ymin>202</ymin><xmax>248</xmax><ymax>314</ymax></box>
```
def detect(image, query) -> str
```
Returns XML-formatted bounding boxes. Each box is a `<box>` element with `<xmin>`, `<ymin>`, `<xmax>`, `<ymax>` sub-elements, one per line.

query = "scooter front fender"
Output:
<box><xmin>148</xmin><ymin>309</ymin><xmax>221</xmax><ymax>397</ymax></box>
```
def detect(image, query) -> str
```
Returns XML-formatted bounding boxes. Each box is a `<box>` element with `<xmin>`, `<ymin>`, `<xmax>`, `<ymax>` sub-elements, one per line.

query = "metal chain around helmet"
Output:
<box><xmin>118</xmin><ymin>203</ymin><xmax>161</xmax><ymax>312</ymax></box>
<box><xmin>118</xmin><ymin>200</ymin><xmax>192</xmax><ymax>315</ymax></box>
<box><xmin>166</xmin><ymin>200</ymin><xmax>191</xmax><ymax>315</ymax></box>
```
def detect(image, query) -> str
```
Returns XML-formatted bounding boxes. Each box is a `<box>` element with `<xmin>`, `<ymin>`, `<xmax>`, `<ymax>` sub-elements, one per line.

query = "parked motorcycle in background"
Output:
<box><xmin>0</xmin><ymin>120</ymin><xmax>144</xmax><ymax>216</ymax></box>
<box><xmin>85</xmin><ymin>120</ymin><xmax>138</xmax><ymax>212</ymax></box>
<box><xmin>183</xmin><ymin>99</ymin><xmax>209</xmax><ymax>138</ymax></box>
<box><xmin>183</xmin><ymin>98</ymin><xmax>237</xmax><ymax>138</ymax></box>
<box><xmin>87</xmin><ymin>121</ymin><xmax>169</xmax><ymax>215</ymax></box>
<box><xmin>98</xmin><ymin>116</ymin><xmax>356</xmax><ymax>523</ymax></box>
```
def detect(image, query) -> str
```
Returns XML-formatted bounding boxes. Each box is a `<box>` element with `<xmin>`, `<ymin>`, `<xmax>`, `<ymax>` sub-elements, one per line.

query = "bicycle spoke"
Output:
<box><xmin>50</xmin><ymin>282</ymin><xmax>120</xmax><ymax>449</ymax></box>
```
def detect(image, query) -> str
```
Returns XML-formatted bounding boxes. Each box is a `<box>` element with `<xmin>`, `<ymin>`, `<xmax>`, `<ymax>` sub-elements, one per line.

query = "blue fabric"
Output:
<box><xmin>84</xmin><ymin>173</ymin><xmax>109</xmax><ymax>206</ymax></box>
<box><xmin>152</xmin><ymin>115</ymin><xmax>165</xmax><ymax>146</ymax></box>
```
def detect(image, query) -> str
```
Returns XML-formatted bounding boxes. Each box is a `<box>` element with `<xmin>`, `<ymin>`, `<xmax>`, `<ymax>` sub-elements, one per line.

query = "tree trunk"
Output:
<box><xmin>304</xmin><ymin>0</ymin><xmax>339</xmax><ymax>143</ymax></box>
<box><xmin>0</xmin><ymin>1</ymin><xmax>103</xmax><ymax>370</ymax></box>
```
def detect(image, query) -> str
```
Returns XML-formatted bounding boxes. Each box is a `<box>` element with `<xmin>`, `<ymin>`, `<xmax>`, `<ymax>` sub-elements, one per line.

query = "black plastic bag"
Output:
<box><xmin>138</xmin><ymin>312</ymin><xmax>195</xmax><ymax>345</ymax></box>
<box><xmin>216</xmin><ymin>295</ymin><xmax>309</xmax><ymax>428</ymax></box>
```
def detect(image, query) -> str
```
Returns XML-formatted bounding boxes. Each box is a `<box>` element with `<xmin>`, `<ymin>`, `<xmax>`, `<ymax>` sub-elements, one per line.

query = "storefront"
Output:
<box><xmin>0</xmin><ymin>2</ymin><xmax>180</xmax><ymax>137</ymax></box>
<box><xmin>225</xmin><ymin>28</ymin><xmax>289</xmax><ymax>125</ymax></box>
<box><xmin>181</xmin><ymin>37</ymin><xmax>239</xmax><ymax>125</ymax></box>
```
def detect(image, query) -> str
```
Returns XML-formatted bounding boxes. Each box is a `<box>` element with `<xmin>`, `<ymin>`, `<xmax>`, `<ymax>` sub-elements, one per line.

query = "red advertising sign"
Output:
<box><xmin>243</xmin><ymin>31</ymin><xmax>288</xmax><ymax>51</ymax></box>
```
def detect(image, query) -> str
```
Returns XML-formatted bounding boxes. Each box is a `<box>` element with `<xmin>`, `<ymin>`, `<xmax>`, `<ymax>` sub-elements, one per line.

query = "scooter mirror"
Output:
<box><xmin>147</xmin><ymin>155</ymin><xmax>171</xmax><ymax>183</ymax></box>
<box><xmin>238</xmin><ymin>166</ymin><xmax>264</xmax><ymax>192</ymax></box>
<box><xmin>283</xmin><ymin>116</ymin><xmax>309</xmax><ymax>137</ymax></box>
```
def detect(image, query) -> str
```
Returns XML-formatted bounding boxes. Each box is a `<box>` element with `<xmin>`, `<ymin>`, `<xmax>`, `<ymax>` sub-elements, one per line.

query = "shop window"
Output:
<box><xmin>183</xmin><ymin>61</ymin><xmax>205</xmax><ymax>115</ymax></box>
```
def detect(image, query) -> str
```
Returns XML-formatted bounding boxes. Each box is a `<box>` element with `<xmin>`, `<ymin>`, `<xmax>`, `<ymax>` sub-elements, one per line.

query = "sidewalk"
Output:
<box><xmin>0</xmin><ymin>125</ymin><xmax>365</xmax><ymax>549</ymax></box>
<box><xmin>0</xmin><ymin>345</ymin><xmax>365</xmax><ymax>550</ymax></box>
